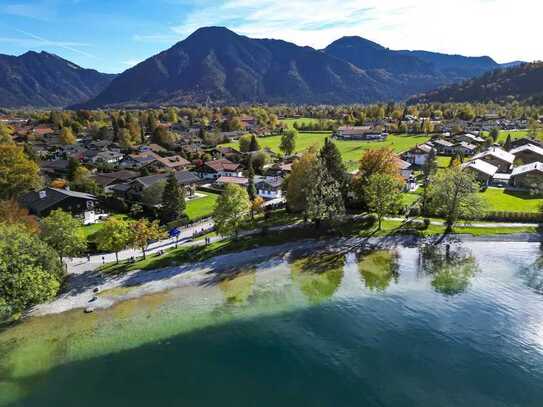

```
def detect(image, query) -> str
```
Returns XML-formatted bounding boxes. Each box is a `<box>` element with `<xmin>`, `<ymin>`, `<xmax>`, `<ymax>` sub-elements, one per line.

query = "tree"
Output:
<box><xmin>428</xmin><ymin>166</ymin><xmax>485</xmax><ymax>232</ymax></box>
<box><xmin>0</xmin><ymin>199</ymin><xmax>40</xmax><ymax>233</ymax></box>
<box><xmin>0</xmin><ymin>224</ymin><xmax>63</xmax><ymax>318</ymax></box>
<box><xmin>320</xmin><ymin>137</ymin><xmax>348</xmax><ymax>194</ymax></box>
<box><xmin>96</xmin><ymin>217</ymin><xmax>133</xmax><ymax>263</ymax></box>
<box><xmin>305</xmin><ymin>157</ymin><xmax>345</xmax><ymax>227</ymax></box>
<box><xmin>355</xmin><ymin>147</ymin><xmax>401</xmax><ymax>202</ymax></box>
<box><xmin>421</xmin><ymin>149</ymin><xmax>438</xmax><ymax>215</ymax></box>
<box><xmin>161</xmin><ymin>172</ymin><xmax>186</xmax><ymax>223</ymax></box>
<box><xmin>59</xmin><ymin>127</ymin><xmax>76</xmax><ymax>145</ymax></box>
<box><xmin>251</xmin><ymin>196</ymin><xmax>265</xmax><ymax>221</ymax></box>
<box><xmin>357</xmin><ymin>147</ymin><xmax>401</xmax><ymax>184</ymax></box>
<box><xmin>41</xmin><ymin>209</ymin><xmax>86</xmax><ymax>262</ymax></box>
<box><xmin>0</xmin><ymin>144</ymin><xmax>42</xmax><ymax>200</ymax></box>
<box><xmin>0</xmin><ymin>123</ymin><xmax>13</xmax><ymax>144</ymax></box>
<box><xmin>279</xmin><ymin>129</ymin><xmax>297</xmax><ymax>156</ymax></box>
<box><xmin>250</xmin><ymin>151</ymin><xmax>269</xmax><ymax>173</ymax></box>
<box><xmin>249</xmin><ymin>134</ymin><xmax>260</xmax><ymax>152</ymax></box>
<box><xmin>365</xmin><ymin>174</ymin><xmax>402</xmax><ymax>230</ymax></box>
<box><xmin>213</xmin><ymin>184</ymin><xmax>251</xmax><ymax>238</ymax></box>
<box><xmin>152</xmin><ymin>126</ymin><xmax>176</xmax><ymax>147</ymax></box>
<box><xmin>70</xmin><ymin>166</ymin><xmax>101</xmax><ymax>195</ymax></box>
<box><xmin>238</xmin><ymin>134</ymin><xmax>252</xmax><ymax>153</ymax></box>
<box><xmin>284</xmin><ymin>147</ymin><xmax>318</xmax><ymax>214</ymax></box>
<box><xmin>489</xmin><ymin>128</ymin><xmax>500</xmax><ymax>143</ymax></box>
<box><xmin>142</xmin><ymin>181</ymin><xmax>166</xmax><ymax>207</ymax></box>
<box><xmin>504</xmin><ymin>134</ymin><xmax>513</xmax><ymax>151</ymax></box>
<box><xmin>131</xmin><ymin>219</ymin><xmax>164</xmax><ymax>259</ymax></box>
<box><xmin>247</xmin><ymin>159</ymin><xmax>256</xmax><ymax>201</ymax></box>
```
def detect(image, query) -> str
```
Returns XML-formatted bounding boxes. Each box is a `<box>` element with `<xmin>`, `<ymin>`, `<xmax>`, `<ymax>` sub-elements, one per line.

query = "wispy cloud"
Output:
<box><xmin>13</xmin><ymin>29</ymin><xmax>96</xmax><ymax>58</ymax></box>
<box><xmin>1</xmin><ymin>0</ymin><xmax>59</xmax><ymax>21</ymax></box>
<box><xmin>164</xmin><ymin>0</ymin><xmax>543</xmax><ymax>62</ymax></box>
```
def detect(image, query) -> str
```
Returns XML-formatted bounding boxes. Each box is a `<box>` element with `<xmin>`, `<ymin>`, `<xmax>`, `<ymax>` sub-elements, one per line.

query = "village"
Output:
<box><xmin>2</xmin><ymin>106</ymin><xmax>542</xmax><ymax>231</ymax></box>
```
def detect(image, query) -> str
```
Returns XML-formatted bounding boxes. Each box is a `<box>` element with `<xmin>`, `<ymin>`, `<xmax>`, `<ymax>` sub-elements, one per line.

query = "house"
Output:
<box><xmin>91</xmin><ymin>170</ymin><xmax>139</xmax><ymax>188</ymax></box>
<box><xmin>454</xmin><ymin>133</ymin><xmax>486</xmax><ymax>145</ymax></box>
<box><xmin>214</xmin><ymin>176</ymin><xmax>249</xmax><ymax>188</ymax></box>
<box><xmin>212</xmin><ymin>146</ymin><xmax>243</xmax><ymax>162</ymax></box>
<box><xmin>198</xmin><ymin>159</ymin><xmax>242</xmax><ymax>180</ymax></box>
<box><xmin>89</xmin><ymin>150</ymin><xmax>124</xmax><ymax>165</ymax></box>
<box><xmin>120</xmin><ymin>153</ymin><xmax>158</xmax><ymax>170</ymax></box>
<box><xmin>40</xmin><ymin>160</ymin><xmax>71</xmax><ymax>178</ymax></box>
<box><xmin>19</xmin><ymin>187</ymin><xmax>97</xmax><ymax>217</ymax></box>
<box><xmin>509</xmin><ymin>137</ymin><xmax>543</xmax><ymax>150</ymax></box>
<box><xmin>453</xmin><ymin>142</ymin><xmax>478</xmax><ymax>156</ymax></box>
<box><xmin>393</xmin><ymin>157</ymin><xmax>413</xmax><ymax>180</ymax></box>
<box><xmin>113</xmin><ymin>170</ymin><xmax>200</xmax><ymax>200</ymax></box>
<box><xmin>511</xmin><ymin>162</ymin><xmax>543</xmax><ymax>189</ymax></box>
<box><xmin>255</xmin><ymin>177</ymin><xmax>284</xmax><ymax>200</ymax></box>
<box><xmin>430</xmin><ymin>139</ymin><xmax>455</xmax><ymax>155</ymax></box>
<box><xmin>334</xmin><ymin>126</ymin><xmax>387</xmax><ymax>141</ymax></box>
<box><xmin>403</xmin><ymin>144</ymin><xmax>434</xmax><ymax>166</ymax></box>
<box><xmin>472</xmin><ymin>147</ymin><xmax>515</xmax><ymax>172</ymax></box>
<box><xmin>462</xmin><ymin>159</ymin><xmax>498</xmax><ymax>185</ymax></box>
<box><xmin>509</xmin><ymin>144</ymin><xmax>543</xmax><ymax>165</ymax></box>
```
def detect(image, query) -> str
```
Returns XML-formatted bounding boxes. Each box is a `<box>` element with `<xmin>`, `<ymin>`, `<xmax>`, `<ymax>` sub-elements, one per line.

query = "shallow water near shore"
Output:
<box><xmin>2</xmin><ymin>241</ymin><xmax>543</xmax><ymax>406</ymax></box>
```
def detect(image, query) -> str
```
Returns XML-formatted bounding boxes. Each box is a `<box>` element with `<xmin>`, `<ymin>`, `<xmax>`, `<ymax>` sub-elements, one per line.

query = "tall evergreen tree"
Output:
<box><xmin>504</xmin><ymin>134</ymin><xmax>513</xmax><ymax>151</ymax></box>
<box><xmin>249</xmin><ymin>134</ymin><xmax>260</xmax><ymax>152</ymax></box>
<box><xmin>305</xmin><ymin>157</ymin><xmax>345</xmax><ymax>228</ymax></box>
<box><xmin>161</xmin><ymin>172</ymin><xmax>186</xmax><ymax>223</ymax></box>
<box><xmin>247</xmin><ymin>159</ymin><xmax>256</xmax><ymax>201</ymax></box>
<box><xmin>319</xmin><ymin>137</ymin><xmax>348</xmax><ymax>187</ymax></box>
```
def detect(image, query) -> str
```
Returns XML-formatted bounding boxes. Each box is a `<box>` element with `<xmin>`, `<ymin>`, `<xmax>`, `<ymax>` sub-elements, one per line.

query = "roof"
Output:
<box><xmin>462</xmin><ymin>159</ymin><xmax>498</xmax><ymax>177</ymax></box>
<box><xmin>511</xmin><ymin>162</ymin><xmax>543</xmax><ymax>177</ymax></box>
<box><xmin>409</xmin><ymin>143</ymin><xmax>433</xmax><ymax>154</ymax></box>
<box><xmin>40</xmin><ymin>159</ymin><xmax>70</xmax><ymax>171</ymax></box>
<box><xmin>473</xmin><ymin>147</ymin><xmax>515</xmax><ymax>164</ymax></box>
<box><xmin>337</xmin><ymin>126</ymin><xmax>379</xmax><ymax>136</ymax></box>
<box><xmin>459</xmin><ymin>133</ymin><xmax>485</xmax><ymax>143</ymax></box>
<box><xmin>510</xmin><ymin>144</ymin><xmax>543</xmax><ymax>157</ymax></box>
<box><xmin>204</xmin><ymin>159</ymin><xmax>240</xmax><ymax>172</ymax></box>
<box><xmin>19</xmin><ymin>187</ymin><xmax>96</xmax><ymax>214</ymax></box>
<box><xmin>134</xmin><ymin>170</ymin><xmax>200</xmax><ymax>189</ymax></box>
<box><xmin>215</xmin><ymin>176</ymin><xmax>249</xmax><ymax>185</ymax></box>
<box><xmin>457</xmin><ymin>142</ymin><xmax>477</xmax><ymax>150</ymax></box>
<box><xmin>255</xmin><ymin>176</ymin><xmax>283</xmax><ymax>188</ymax></box>
<box><xmin>432</xmin><ymin>139</ymin><xmax>454</xmax><ymax>147</ymax></box>
<box><xmin>393</xmin><ymin>156</ymin><xmax>412</xmax><ymax>170</ymax></box>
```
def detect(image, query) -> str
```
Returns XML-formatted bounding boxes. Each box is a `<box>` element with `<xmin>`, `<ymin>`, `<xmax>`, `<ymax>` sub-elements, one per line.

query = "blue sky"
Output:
<box><xmin>0</xmin><ymin>0</ymin><xmax>541</xmax><ymax>73</ymax></box>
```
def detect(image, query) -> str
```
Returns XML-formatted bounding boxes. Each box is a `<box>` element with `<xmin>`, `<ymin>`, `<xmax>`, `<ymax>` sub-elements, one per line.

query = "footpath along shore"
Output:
<box><xmin>32</xmin><ymin>227</ymin><xmax>543</xmax><ymax>317</ymax></box>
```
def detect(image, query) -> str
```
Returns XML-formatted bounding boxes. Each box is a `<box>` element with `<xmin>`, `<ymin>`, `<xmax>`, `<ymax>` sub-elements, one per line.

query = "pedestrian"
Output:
<box><xmin>102</xmin><ymin>256</ymin><xmax>105</xmax><ymax>265</ymax></box>
<box><xmin>87</xmin><ymin>254</ymin><xmax>91</xmax><ymax>262</ymax></box>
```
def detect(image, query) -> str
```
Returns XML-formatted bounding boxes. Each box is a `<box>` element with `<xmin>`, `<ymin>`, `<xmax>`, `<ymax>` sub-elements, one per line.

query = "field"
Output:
<box><xmin>186</xmin><ymin>192</ymin><xmax>219</xmax><ymax>220</ymax></box>
<box><xmin>480</xmin><ymin>188</ymin><xmax>543</xmax><ymax>213</ymax></box>
<box><xmin>223</xmin><ymin>131</ymin><xmax>430</xmax><ymax>169</ymax></box>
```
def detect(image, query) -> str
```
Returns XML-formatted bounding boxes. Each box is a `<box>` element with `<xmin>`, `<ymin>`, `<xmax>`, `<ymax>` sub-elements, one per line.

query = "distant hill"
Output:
<box><xmin>81</xmin><ymin>27</ymin><xmax>405</xmax><ymax>108</ymax></box>
<box><xmin>82</xmin><ymin>27</ymin><xmax>505</xmax><ymax>108</ymax></box>
<box><xmin>0</xmin><ymin>51</ymin><xmax>115</xmax><ymax>108</ymax></box>
<box><xmin>324</xmin><ymin>36</ymin><xmax>500</xmax><ymax>96</ymax></box>
<box><xmin>410</xmin><ymin>62</ymin><xmax>543</xmax><ymax>104</ymax></box>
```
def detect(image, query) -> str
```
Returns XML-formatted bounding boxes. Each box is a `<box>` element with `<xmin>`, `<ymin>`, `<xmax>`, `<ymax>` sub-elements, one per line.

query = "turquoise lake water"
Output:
<box><xmin>1</xmin><ymin>241</ymin><xmax>543</xmax><ymax>406</ymax></box>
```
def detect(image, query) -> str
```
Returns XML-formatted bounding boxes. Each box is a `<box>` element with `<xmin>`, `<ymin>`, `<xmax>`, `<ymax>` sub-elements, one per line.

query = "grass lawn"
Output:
<box><xmin>436</xmin><ymin>156</ymin><xmax>451</xmax><ymax>168</ymax></box>
<box><xmin>79</xmin><ymin>214</ymin><xmax>128</xmax><ymax>241</ymax></box>
<box><xmin>280</xmin><ymin>117</ymin><xmax>327</xmax><ymax>129</ymax></box>
<box><xmin>480</xmin><ymin>129</ymin><xmax>542</xmax><ymax>144</ymax></box>
<box><xmin>480</xmin><ymin>188</ymin><xmax>543</xmax><ymax>213</ymax></box>
<box><xmin>222</xmin><ymin>132</ymin><xmax>430</xmax><ymax>170</ymax></box>
<box><xmin>186</xmin><ymin>192</ymin><xmax>219</xmax><ymax>220</ymax></box>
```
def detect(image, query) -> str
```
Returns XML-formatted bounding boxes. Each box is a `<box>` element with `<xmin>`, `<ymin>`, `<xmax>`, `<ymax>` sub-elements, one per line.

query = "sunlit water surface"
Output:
<box><xmin>2</xmin><ymin>242</ymin><xmax>543</xmax><ymax>406</ymax></box>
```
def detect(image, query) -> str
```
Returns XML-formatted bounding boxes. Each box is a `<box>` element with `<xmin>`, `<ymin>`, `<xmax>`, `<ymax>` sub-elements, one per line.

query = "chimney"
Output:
<box><xmin>39</xmin><ymin>190</ymin><xmax>47</xmax><ymax>199</ymax></box>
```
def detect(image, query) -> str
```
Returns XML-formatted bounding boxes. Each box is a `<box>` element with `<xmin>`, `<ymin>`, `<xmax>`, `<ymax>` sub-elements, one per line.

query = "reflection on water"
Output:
<box><xmin>290</xmin><ymin>251</ymin><xmax>344</xmax><ymax>303</ymax></box>
<box><xmin>358</xmin><ymin>250</ymin><xmax>399</xmax><ymax>292</ymax></box>
<box><xmin>2</xmin><ymin>242</ymin><xmax>543</xmax><ymax>406</ymax></box>
<box><xmin>420</xmin><ymin>244</ymin><xmax>479</xmax><ymax>296</ymax></box>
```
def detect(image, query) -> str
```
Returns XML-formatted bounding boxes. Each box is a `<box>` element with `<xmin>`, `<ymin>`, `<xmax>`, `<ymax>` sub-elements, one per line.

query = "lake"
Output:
<box><xmin>2</xmin><ymin>241</ymin><xmax>543</xmax><ymax>406</ymax></box>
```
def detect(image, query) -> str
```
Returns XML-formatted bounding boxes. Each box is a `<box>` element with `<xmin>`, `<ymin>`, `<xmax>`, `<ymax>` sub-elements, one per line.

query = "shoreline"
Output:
<box><xmin>29</xmin><ymin>232</ymin><xmax>542</xmax><ymax>318</ymax></box>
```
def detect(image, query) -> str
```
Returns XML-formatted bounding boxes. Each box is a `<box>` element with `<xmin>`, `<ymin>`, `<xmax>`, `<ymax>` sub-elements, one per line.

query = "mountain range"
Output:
<box><xmin>0</xmin><ymin>27</ymin><xmax>534</xmax><ymax>108</ymax></box>
<box><xmin>411</xmin><ymin>62</ymin><xmax>543</xmax><ymax>104</ymax></box>
<box><xmin>0</xmin><ymin>51</ymin><xmax>115</xmax><ymax>108</ymax></box>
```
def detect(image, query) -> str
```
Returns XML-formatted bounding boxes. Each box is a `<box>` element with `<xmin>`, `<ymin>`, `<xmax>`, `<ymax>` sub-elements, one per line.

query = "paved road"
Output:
<box><xmin>66</xmin><ymin>219</ymin><xmax>215</xmax><ymax>274</ymax></box>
